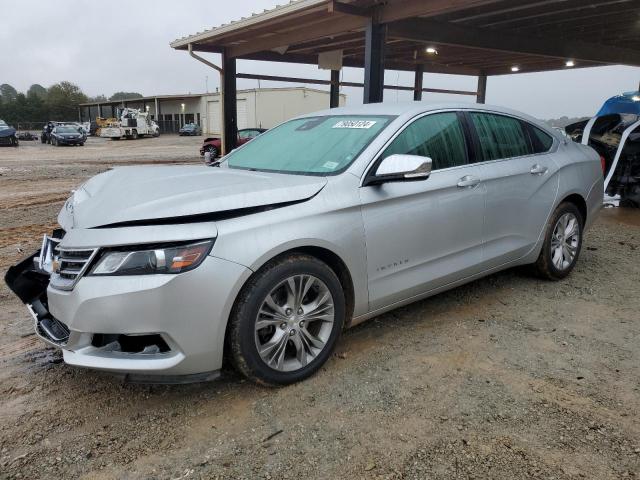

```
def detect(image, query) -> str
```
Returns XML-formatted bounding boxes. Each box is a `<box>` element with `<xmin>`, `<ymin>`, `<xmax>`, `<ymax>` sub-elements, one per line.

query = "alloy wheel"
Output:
<box><xmin>254</xmin><ymin>274</ymin><xmax>335</xmax><ymax>372</ymax></box>
<box><xmin>550</xmin><ymin>212</ymin><xmax>580</xmax><ymax>271</ymax></box>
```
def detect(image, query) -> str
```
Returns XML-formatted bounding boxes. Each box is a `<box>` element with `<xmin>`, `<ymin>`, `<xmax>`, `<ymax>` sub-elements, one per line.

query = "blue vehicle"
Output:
<box><xmin>0</xmin><ymin>120</ymin><xmax>18</xmax><ymax>147</ymax></box>
<box><xmin>178</xmin><ymin>123</ymin><xmax>202</xmax><ymax>136</ymax></box>
<box><xmin>49</xmin><ymin>125</ymin><xmax>86</xmax><ymax>146</ymax></box>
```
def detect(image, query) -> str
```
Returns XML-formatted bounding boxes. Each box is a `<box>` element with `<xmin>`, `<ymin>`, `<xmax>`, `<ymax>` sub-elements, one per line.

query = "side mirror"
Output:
<box><xmin>365</xmin><ymin>154</ymin><xmax>432</xmax><ymax>186</ymax></box>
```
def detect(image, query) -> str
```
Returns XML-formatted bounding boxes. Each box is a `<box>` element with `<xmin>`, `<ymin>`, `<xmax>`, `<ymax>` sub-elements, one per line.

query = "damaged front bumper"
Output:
<box><xmin>4</xmin><ymin>233</ymin><xmax>70</xmax><ymax>348</ymax></box>
<box><xmin>5</xmin><ymin>231</ymin><xmax>252</xmax><ymax>383</ymax></box>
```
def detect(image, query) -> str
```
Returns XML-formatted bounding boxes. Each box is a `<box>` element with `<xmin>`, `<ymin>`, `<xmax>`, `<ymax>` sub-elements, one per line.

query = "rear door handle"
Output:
<box><xmin>457</xmin><ymin>175</ymin><xmax>481</xmax><ymax>188</ymax></box>
<box><xmin>530</xmin><ymin>164</ymin><xmax>548</xmax><ymax>175</ymax></box>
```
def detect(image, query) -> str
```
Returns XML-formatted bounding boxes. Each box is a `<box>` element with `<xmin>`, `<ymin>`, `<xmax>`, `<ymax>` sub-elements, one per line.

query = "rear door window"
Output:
<box><xmin>380</xmin><ymin>112</ymin><xmax>468</xmax><ymax>171</ymax></box>
<box><xmin>470</xmin><ymin>112</ymin><xmax>533</xmax><ymax>161</ymax></box>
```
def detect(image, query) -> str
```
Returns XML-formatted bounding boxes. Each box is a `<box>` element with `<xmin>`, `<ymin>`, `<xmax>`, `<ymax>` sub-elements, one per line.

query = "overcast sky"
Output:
<box><xmin>2</xmin><ymin>0</ymin><xmax>639</xmax><ymax>119</ymax></box>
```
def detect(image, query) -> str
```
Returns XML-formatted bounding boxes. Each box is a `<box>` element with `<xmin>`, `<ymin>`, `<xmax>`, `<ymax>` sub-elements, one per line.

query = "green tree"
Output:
<box><xmin>27</xmin><ymin>84</ymin><xmax>47</xmax><ymax>100</ymax></box>
<box><xmin>88</xmin><ymin>94</ymin><xmax>108</xmax><ymax>103</ymax></box>
<box><xmin>0</xmin><ymin>83</ymin><xmax>18</xmax><ymax>102</ymax></box>
<box><xmin>46</xmin><ymin>81</ymin><xmax>88</xmax><ymax>121</ymax></box>
<box><xmin>109</xmin><ymin>91</ymin><xmax>143</xmax><ymax>101</ymax></box>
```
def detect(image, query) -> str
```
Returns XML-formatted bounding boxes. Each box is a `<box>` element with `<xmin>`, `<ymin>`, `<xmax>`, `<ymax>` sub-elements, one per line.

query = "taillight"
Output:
<box><xmin>600</xmin><ymin>155</ymin><xmax>606</xmax><ymax>174</ymax></box>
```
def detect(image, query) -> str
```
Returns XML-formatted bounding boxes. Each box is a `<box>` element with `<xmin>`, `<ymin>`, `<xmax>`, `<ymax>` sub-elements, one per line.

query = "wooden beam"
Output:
<box><xmin>328</xmin><ymin>1</ymin><xmax>372</xmax><ymax>17</ymax></box>
<box><xmin>227</xmin><ymin>15</ymin><xmax>367</xmax><ymax>58</ymax></box>
<box><xmin>451</xmin><ymin>0</ymin><xmax>569</xmax><ymax>24</ymax></box>
<box><xmin>236</xmin><ymin>72</ymin><xmax>477</xmax><ymax>96</ymax></box>
<box><xmin>477</xmin><ymin>0</ymin><xmax>635</xmax><ymax>28</ymax></box>
<box><xmin>387</xmin><ymin>18</ymin><xmax>640</xmax><ymax>67</ymax></box>
<box><xmin>237</xmin><ymin>49</ymin><xmax>481</xmax><ymax>76</ymax></box>
<box><xmin>378</xmin><ymin>0</ymin><xmax>504</xmax><ymax>24</ymax></box>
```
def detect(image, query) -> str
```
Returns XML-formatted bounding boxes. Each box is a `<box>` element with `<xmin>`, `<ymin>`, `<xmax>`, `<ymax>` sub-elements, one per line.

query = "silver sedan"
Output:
<box><xmin>5</xmin><ymin>102</ymin><xmax>603</xmax><ymax>385</ymax></box>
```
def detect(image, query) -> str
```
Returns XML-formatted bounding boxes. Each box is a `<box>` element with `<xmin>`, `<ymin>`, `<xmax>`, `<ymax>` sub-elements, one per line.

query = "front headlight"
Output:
<box><xmin>88</xmin><ymin>240</ymin><xmax>214</xmax><ymax>276</ymax></box>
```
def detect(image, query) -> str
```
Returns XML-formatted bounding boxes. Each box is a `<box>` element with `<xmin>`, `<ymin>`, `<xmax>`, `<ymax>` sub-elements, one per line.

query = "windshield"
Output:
<box><xmin>57</xmin><ymin>126</ymin><xmax>78</xmax><ymax>133</ymax></box>
<box><xmin>225</xmin><ymin>115</ymin><xmax>394</xmax><ymax>175</ymax></box>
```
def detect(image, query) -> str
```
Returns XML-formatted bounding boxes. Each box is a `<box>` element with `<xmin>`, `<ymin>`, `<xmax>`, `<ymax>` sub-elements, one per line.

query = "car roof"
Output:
<box><xmin>295</xmin><ymin>101</ymin><xmax>557</xmax><ymax>138</ymax></box>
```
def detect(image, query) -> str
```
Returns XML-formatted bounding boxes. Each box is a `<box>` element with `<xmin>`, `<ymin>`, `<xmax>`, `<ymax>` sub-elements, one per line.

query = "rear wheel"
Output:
<box><xmin>131</xmin><ymin>130</ymin><xmax>139</xmax><ymax>140</ymax></box>
<box><xmin>533</xmin><ymin>202</ymin><xmax>583</xmax><ymax>280</ymax></box>
<box><xmin>227</xmin><ymin>254</ymin><xmax>345</xmax><ymax>386</ymax></box>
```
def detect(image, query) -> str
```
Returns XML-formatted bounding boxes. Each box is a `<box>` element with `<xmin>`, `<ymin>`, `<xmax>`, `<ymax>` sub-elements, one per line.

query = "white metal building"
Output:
<box><xmin>79</xmin><ymin>87</ymin><xmax>346</xmax><ymax>134</ymax></box>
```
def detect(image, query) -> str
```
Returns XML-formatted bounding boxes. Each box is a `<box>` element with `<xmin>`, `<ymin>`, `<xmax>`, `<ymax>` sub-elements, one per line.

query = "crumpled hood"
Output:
<box><xmin>59</xmin><ymin>165</ymin><xmax>327</xmax><ymax>229</ymax></box>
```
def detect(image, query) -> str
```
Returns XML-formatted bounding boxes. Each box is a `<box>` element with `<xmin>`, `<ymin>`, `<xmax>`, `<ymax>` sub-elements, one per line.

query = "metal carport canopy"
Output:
<box><xmin>171</xmin><ymin>0</ymin><xmax>640</xmax><ymax>150</ymax></box>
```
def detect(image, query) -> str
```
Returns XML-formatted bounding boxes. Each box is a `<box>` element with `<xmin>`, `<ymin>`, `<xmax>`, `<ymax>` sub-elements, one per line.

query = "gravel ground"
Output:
<box><xmin>0</xmin><ymin>137</ymin><xmax>639</xmax><ymax>479</ymax></box>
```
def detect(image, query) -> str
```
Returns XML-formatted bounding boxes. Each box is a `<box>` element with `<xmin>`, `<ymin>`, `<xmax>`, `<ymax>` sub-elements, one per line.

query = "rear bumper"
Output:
<box><xmin>5</xmin><ymin>250</ymin><xmax>252</xmax><ymax>380</ymax></box>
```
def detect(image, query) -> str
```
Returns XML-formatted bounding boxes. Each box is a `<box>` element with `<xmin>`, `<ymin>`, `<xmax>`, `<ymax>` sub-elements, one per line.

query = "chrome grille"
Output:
<box><xmin>50</xmin><ymin>247</ymin><xmax>98</xmax><ymax>290</ymax></box>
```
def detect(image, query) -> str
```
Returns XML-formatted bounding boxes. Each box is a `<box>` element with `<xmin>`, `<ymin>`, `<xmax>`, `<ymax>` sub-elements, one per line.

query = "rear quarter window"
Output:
<box><xmin>529</xmin><ymin>125</ymin><xmax>554</xmax><ymax>153</ymax></box>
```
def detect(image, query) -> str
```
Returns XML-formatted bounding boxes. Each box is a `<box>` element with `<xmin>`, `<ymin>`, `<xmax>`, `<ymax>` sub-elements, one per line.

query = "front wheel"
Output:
<box><xmin>227</xmin><ymin>254</ymin><xmax>345</xmax><ymax>386</ymax></box>
<box><xmin>205</xmin><ymin>145</ymin><xmax>217</xmax><ymax>158</ymax></box>
<box><xmin>533</xmin><ymin>202</ymin><xmax>583</xmax><ymax>280</ymax></box>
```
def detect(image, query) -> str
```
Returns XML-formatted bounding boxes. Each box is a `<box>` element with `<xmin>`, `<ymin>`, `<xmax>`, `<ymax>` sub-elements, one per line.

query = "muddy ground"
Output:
<box><xmin>0</xmin><ymin>136</ymin><xmax>639</xmax><ymax>479</ymax></box>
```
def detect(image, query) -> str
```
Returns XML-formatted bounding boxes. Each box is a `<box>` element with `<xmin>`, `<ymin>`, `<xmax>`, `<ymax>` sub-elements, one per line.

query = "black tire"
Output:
<box><xmin>79</xmin><ymin>142</ymin><xmax>85</xmax><ymax>147</ymax></box>
<box><xmin>533</xmin><ymin>202</ymin><xmax>584</xmax><ymax>280</ymax></box>
<box><xmin>131</xmin><ymin>130</ymin><xmax>139</xmax><ymax>140</ymax></box>
<box><xmin>227</xmin><ymin>253</ymin><xmax>345</xmax><ymax>386</ymax></box>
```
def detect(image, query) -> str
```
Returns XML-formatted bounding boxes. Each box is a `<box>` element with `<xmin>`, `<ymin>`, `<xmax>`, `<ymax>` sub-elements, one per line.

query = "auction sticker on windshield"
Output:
<box><xmin>332</xmin><ymin>120</ymin><xmax>377</xmax><ymax>129</ymax></box>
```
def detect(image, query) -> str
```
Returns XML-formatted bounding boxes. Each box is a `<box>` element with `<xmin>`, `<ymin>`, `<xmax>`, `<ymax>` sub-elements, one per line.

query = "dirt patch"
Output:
<box><xmin>0</xmin><ymin>136</ymin><xmax>639</xmax><ymax>479</ymax></box>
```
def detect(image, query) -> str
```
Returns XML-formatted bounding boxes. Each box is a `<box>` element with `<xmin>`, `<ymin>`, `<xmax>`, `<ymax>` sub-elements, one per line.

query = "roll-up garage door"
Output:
<box><xmin>207</xmin><ymin>99</ymin><xmax>248</xmax><ymax>134</ymax></box>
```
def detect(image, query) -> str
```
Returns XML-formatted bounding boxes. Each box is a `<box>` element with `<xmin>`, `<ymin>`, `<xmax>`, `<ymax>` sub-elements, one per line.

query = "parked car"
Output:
<box><xmin>5</xmin><ymin>103</ymin><xmax>603</xmax><ymax>385</ymax></box>
<box><xmin>0</xmin><ymin>120</ymin><xmax>18</xmax><ymax>147</ymax></box>
<box><xmin>50</xmin><ymin>125</ymin><xmax>86</xmax><ymax>146</ymax></box>
<box><xmin>199</xmin><ymin>128</ymin><xmax>266</xmax><ymax>157</ymax></box>
<box><xmin>179</xmin><ymin>123</ymin><xmax>202</xmax><ymax>136</ymax></box>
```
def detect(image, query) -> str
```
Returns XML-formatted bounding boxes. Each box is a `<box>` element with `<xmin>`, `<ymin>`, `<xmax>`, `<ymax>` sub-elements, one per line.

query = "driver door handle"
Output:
<box><xmin>457</xmin><ymin>175</ymin><xmax>481</xmax><ymax>188</ymax></box>
<box><xmin>530</xmin><ymin>164</ymin><xmax>548</xmax><ymax>175</ymax></box>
